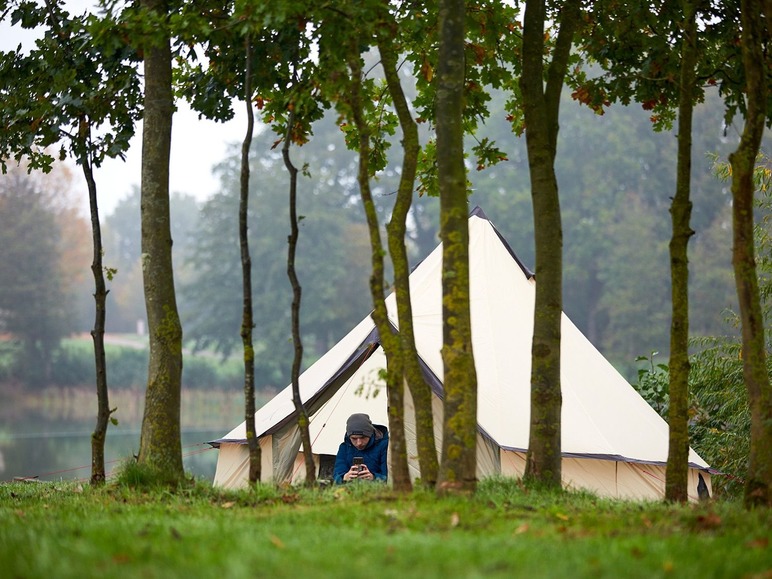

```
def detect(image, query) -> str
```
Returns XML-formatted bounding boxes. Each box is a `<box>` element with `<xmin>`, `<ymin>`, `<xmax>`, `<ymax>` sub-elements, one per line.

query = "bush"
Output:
<box><xmin>1</xmin><ymin>336</ymin><xmax>252</xmax><ymax>392</ymax></box>
<box><xmin>185</xmin><ymin>354</ymin><xmax>246</xmax><ymax>390</ymax></box>
<box><xmin>688</xmin><ymin>337</ymin><xmax>753</xmax><ymax>500</ymax></box>
<box><xmin>106</xmin><ymin>347</ymin><xmax>149</xmax><ymax>389</ymax></box>
<box><xmin>634</xmin><ymin>338</ymin><xmax>760</xmax><ymax>500</ymax></box>
<box><xmin>51</xmin><ymin>342</ymin><xmax>97</xmax><ymax>386</ymax></box>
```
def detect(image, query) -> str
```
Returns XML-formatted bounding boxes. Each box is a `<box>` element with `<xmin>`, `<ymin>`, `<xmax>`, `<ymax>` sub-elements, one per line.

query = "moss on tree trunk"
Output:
<box><xmin>731</xmin><ymin>0</ymin><xmax>771</xmax><ymax>509</ymax></box>
<box><xmin>436</xmin><ymin>0</ymin><xmax>477</xmax><ymax>495</ymax></box>
<box><xmin>137</xmin><ymin>0</ymin><xmax>184</xmax><ymax>483</ymax></box>
<box><xmin>378</xmin><ymin>20</ymin><xmax>439</xmax><ymax>488</ymax></box>
<box><xmin>665</xmin><ymin>0</ymin><xmax>697</xmax><ymax>504</ymax></box>
<box><xmin>519</xmin><ymin>0</ymin><xmax>581</xmax><ymax>489</ymax></box>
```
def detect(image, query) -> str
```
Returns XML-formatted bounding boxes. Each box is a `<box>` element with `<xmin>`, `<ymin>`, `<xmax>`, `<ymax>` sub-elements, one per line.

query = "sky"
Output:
<box><xmin>0</xmin><ymin>3</ymin><xmax>248</xmax><ymax>216</ymax></box>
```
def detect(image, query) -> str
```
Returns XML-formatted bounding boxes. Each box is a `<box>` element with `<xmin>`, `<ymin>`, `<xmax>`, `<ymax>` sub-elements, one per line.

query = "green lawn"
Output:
<box><xmin>1</xmin><ymin>478</ymin><xmax>769</xmax><ymax>579</ymax></box>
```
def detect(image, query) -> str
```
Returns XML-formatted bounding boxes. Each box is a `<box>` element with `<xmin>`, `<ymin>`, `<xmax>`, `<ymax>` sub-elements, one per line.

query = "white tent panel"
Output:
<box><xmin>218</xmin><ymin>315</ymin><xmax>378</xmax><ymax>443</ymax></box>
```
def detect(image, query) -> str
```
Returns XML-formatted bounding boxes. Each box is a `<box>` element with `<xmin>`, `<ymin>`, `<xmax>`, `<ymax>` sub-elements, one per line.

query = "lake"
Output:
<box><xmin>0</xmin><ymin>386</ymin><xmax>247</xmax><ymax>484</ymax></box>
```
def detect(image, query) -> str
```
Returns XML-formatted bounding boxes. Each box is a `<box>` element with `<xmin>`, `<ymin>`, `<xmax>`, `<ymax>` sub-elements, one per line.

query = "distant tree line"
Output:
<box><xmin>95</xmin><ymin>89</ymin><xmax>745</xmax><ymax>386</ymax></box>
<box><xmin>0</xmin><ymin>89</ymin><xmax>747</xmax><ymax>390</ymax></box>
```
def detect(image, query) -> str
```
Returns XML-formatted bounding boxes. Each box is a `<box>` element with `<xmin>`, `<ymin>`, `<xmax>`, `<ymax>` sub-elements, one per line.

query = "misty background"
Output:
<box><xmin>0</xmin><ymin>84</ymin><xmax>753</xmax><ymax>481</ymax></box>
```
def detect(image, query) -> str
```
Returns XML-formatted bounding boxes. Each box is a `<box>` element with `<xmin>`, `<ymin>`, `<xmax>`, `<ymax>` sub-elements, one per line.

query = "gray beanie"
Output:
<box><xmin>346</xmin><ymin>413</ymin><xmax>375</xmax><ymax>437</ymax></box>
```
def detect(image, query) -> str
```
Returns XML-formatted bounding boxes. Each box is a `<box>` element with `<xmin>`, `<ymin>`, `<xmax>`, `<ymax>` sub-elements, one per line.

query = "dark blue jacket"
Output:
<box><xmin>333</xmin><ymin>424</ymin><xmax>389</xmax><ymax>484</ymax></box>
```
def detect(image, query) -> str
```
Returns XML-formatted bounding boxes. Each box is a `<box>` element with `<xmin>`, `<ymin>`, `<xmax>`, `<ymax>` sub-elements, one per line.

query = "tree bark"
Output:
<box><xmin>377</xmin><ymin>19</ymin><xmax>439</xmax><ymax>488</ymax></box>
<box><xmin>82</xmin><ymin>145</ymin><xmax>113</xmax><ymax>486</ymax></box>
<box><xmin>346</xmin><ymin>43</ymin><xmax>412</xmax><ymax>492</ymax></box>
<box><xmin>520</xmin><ymin>0</ymin><xmax>580</xmax><ymax>488</ymax></box>
<box><xmin>137</xmin><ymin>0</ymin><xmax>184</xmax><ymax>482</ymax></box>
<box><xmin>730</xmin><ymin>0</ymin><xmax>771</xmax><ymax>509</ymax></box>
<box><xmin>436</xmin><ymin>0</ymin><xmax>477</xmax><ymax>495</ymax></box>
<box><xmin>240</xmin><ymin>35</ymin><xmax>260</xmax><ymax>485</ymax></box>
<box><xmin>665</xmin><ymin>0</ymin><xmax>697</xmax><ymax>504</ymax></box>
<box><xmin>283</xmin><ymin>106</ymin><xmax>316</xmax><ymax>486</ymax></box>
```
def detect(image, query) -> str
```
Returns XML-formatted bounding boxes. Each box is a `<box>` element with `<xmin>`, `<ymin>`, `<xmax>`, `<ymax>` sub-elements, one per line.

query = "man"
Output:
<box><xmin>333</xmin><ymin>413</ymin><xmax>389</xmax><ymax>483</ymax></box>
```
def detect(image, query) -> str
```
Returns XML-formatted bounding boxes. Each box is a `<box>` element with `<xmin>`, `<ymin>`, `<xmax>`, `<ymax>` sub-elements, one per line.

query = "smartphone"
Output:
<box><xmin>353</xmin><ymin>456</ymin><xmax>364</xmax><ymax>472</ymax></box>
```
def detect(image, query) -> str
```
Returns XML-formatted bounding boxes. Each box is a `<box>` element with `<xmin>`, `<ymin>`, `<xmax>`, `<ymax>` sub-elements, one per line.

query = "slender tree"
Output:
<box><xmin>519</xmin><ymin>0</ymin><xmax>581</xmax><ymax>488</ymax></box>
<box><xmin>377</xmin><ymin>10</ymin><xmax>439</xmax><ymax>487</ymax></box>
<box><xmin>436</xmin><ymin>0</ymin><xmax>477</xmax><ymax>494</ymax></box>
<box><xmin>0</xmin><ymin>1</ymin><xmax>141</xmax><ymax>483</ymax></box>
<box><xmin>729</xmin><ymin>0</ymin><xmax>771</xmax><ymax>508</ymax></box>
<box><xmin>175</xmin><ymin>4</ymin><xmax>340</xmax><ymax>483</ymax></box>
<box><xmin>284</xmin><ymin>102</ymin><xmax>317</xmax><ymax>485</ymax></box>
<box><xmin>239</xmin><ymin>34</ymin><xmax>260</xmax><ymax>484</ymax></box>
<box><xmin>341</xmin><ymin>30</ymin><xmax>412</xmax><ymax>491</ymax></box>
<box><xmin>666</xmin><ymin>0</ymin><xmax>698</xmax><ymax>503</ymax></box>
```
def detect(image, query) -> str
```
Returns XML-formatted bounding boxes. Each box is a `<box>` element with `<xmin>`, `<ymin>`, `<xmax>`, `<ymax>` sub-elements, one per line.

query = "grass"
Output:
<box><xmin>1</xmin><ymin>477</ymin><xmax>770</xmax><ymax>579</ymax></box>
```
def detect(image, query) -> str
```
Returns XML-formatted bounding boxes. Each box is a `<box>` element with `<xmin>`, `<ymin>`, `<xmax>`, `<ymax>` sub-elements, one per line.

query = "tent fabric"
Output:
<box><xmin>211</xmin><ymin>208</ymin><xmax>712</xmax><ymax>501</ymax></box>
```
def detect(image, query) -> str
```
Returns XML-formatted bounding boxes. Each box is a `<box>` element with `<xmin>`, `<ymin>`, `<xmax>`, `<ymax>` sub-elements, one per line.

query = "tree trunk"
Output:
<box><xmin>137</xmin><ymin>0</ymin><xmax>184</xmax><ymax>483</ymax></box>
<box><xmin>665</xmin><ymin>0</ymin><xmax>697</xmax><ymax>504</ymax></box>
<box><xmin>283</xmin><ymin>107</ymin><xmax>316</xmax><ymax>486</ymax></box>
<box><xmin>436</xmin><ymin>0</ymin><xmax>477</xmax><ymax>495</ymax></box>
<box><xmin>520</xmin><ymin>0</ymin><xmax>580</xmax><ymax>488</ymax></box>
<box><xmin>240</xmin><ymin>35</ymin><xmax>260</xmax><ymax>485</ymax></box>
<box><xmin>346</xmin><ymin>44</ymin><xmax>412</xmax><ymax>492</ymax></box>
<box><xmin>730</xmin><ymin>0</ymin><xmax>771</xmax><ymax>509</ymax></box>
<box><xmin>82</xmin><ymin>147</ymin><xmax>113</xmax><ymax>486</ymax></box>
<box><xmin>378</xmin><ymin>20</ymin><xmax>439</xmax><ymax>488</ymax></box>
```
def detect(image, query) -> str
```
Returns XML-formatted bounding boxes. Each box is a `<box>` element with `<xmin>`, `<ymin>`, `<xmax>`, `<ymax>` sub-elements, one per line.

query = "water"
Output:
<box><xmin>1</xmin><ymin>428</ymin><xmax>225</xmax><ymax>483</ymax></box>
<box><xmin>0</xmin><ymin>387</ymin><xmax>243</xmax><ymax>484</ymax></box>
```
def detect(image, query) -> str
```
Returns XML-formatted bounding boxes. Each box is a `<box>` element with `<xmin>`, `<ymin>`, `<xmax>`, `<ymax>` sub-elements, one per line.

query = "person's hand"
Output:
<box><xmin>343</xmin><ymin>465</ymin><xmax>360</xmax><ymax>482</ymax></box>
<box><xmin>358</xmin><ymin>465</ymin><xmax>374</xmax><ymax>481</ymax></box>
<box><xmin>343</xmin><ymin>464</ymin><xmax>375</xmax><ymax>481</ymax></box>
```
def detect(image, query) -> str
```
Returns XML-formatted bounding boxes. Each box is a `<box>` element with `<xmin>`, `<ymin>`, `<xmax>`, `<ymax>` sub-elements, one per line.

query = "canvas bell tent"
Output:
<box><xmin>211</xmin><ymin>207</ymin><xmax>713</xmax><ymax>501</ymax></box>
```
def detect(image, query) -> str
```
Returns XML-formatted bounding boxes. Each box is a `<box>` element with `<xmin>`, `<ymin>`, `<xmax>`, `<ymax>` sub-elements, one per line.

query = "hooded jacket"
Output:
<box><xmin>333</xmin><ymin>424</ymin><xmax>389</xmax><ymax>484</ymax></box>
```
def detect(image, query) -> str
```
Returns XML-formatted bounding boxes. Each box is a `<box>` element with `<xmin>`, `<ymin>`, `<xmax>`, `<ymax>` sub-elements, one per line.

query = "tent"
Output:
<box><xmin>211</xmin><ymin>207</ymin><xmax>713</xmax><ymax>501</ymax></box>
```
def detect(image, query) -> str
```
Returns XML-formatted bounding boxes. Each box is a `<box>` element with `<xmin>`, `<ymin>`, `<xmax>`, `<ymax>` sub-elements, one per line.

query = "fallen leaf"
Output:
<box><xmin>450</xmin><ymin>512</ymin><xmax>460</xmax><ymax>527</ymax></box>
<box><xmin>220</xmin><ymin>501</ymin><xmax>235</xmax><ymax>509</ymax></box>
<box><xmin>696</xmin><ymin>513</ymin><xmax>722</xmax><ymax>530</ymax></box>
<box><xmin>663</xmin><ymin>560</ymin><xmax>674</xmax><ymax>573</ymax></box>
<box><xmin>555</xmin><ymin>513</ymin><xmax>569</xmax><ymax>521</ymax></box>
<box><xmin>747</xmin><ymin>537</ymin><xmax>769</xmax><ymax>550</ymax></box>
<box><xmin>270</xmin><ymin>535</ymin><xmax>285</xmax><ymax>549</ymax></box>
<box><xmin>280</xmin><ymin>493</ymin><xmax>300</xmax><ymax>504</ymax></box>
<box><xmin>514</xmin><ymin>523</ymin><xmax>529</xmax><ymax>535</ymax></box>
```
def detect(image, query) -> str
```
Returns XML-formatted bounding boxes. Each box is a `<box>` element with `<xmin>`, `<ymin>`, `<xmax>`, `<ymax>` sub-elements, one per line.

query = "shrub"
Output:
<box><xmin>183</xmin><ymin>356</ymin><xmax>237</xmax><ymax>389</ymax></box>
<box><xmin>634</xmin><ymin>337</ymin><xmax>760</xmax><ymax>500</ymax></box>
<box><xmin>688</xmin><ymin>337</ymin><xmax>753</xmax><ymax>499</ymax></box>
<box><xmin>106</xmin><ymin>347</ymin><xmax>149</xmax><ymax>389</ymax></box>
<box><xmin>50</xmin><ymin>342</ymin><xmax>96</xmax><ymax>386</ymax></box>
